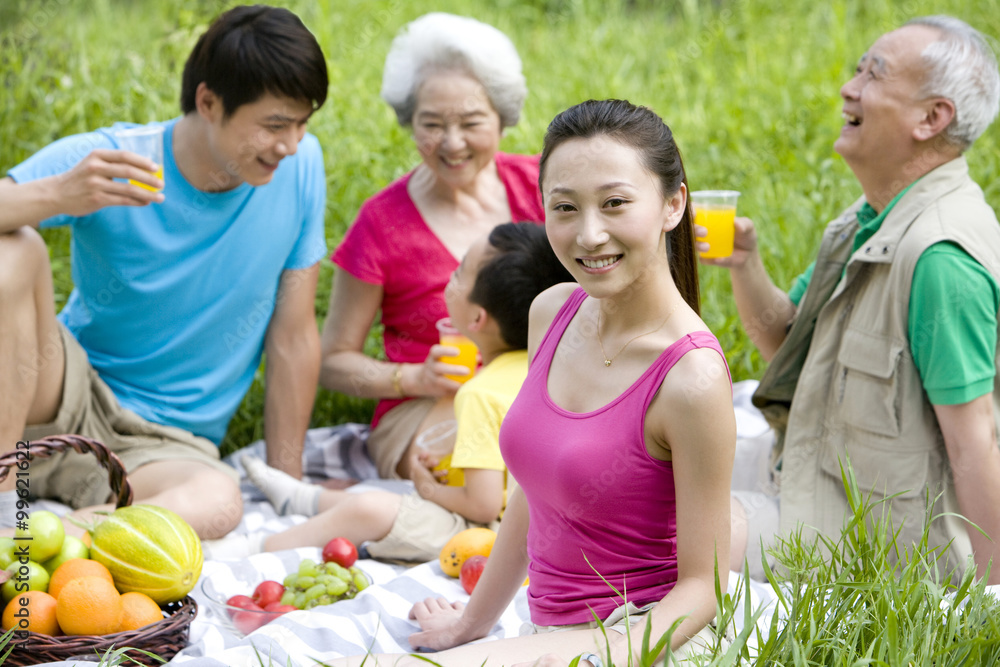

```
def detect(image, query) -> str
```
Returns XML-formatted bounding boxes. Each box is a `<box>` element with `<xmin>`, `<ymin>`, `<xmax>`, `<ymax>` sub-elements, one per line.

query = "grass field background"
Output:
<box><xmin>2</xmin><ymin>0</ymin><xmax>998</xmax><ymax>454</ymax></box>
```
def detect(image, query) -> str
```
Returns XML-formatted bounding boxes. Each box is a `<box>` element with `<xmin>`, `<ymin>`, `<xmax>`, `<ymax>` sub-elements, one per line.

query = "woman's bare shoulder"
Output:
<box><xmin>659</xmin><ymin>342</ymin><xmax>730</xmax><ymax>407</ymax></box>
<box><xmin>652</xmin><ymin>344</ymin><xmax>735</xmax><ymax>460</ymax></box>
<box><xmin>527</xmin><ymin>283</ymin><xmax>580</xmax><ymax>359</ymax></box>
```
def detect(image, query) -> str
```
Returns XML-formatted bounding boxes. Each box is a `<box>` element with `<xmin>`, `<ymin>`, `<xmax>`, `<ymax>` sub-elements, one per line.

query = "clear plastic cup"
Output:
<box><xmin>414</xmin><ymin>420</ymin><xmax>463</xmax><ymax>486</ymax></box>
<box><xmin>415</xmin><ymin>420</ymin><xmax>457</xmax><ymax>458</ymax></box>
<box><xmin>692</xmin><ymin>190</ymin><xmax>740</xmax><ymax>258</ymax></box>
<box><xmin>115</xmin><ymin>125</ymin><xmax>164</xmax><ymax>192</ymax></box>
<box><xmin>436</xmin><ymin>318</ymin><xmax>478</xmax><ymax>384</ymax></box>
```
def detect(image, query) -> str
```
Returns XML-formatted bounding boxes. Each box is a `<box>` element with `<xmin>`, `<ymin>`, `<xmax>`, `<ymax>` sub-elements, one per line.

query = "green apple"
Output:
<box><xmin>15</xmin><ymin>510</ymin><xmax>65</xmax><ymax>563</ymax></box>
<box><xmin>2</xmin><ymin>560</ymin><xmax>50</xmax><ymax>601</ymax></box>
<box><xmin>42</xmin><ymin>535</ymin><xmax>90</xmax><ymax>575</ymax></box>
<box><xmin>0</xmin><ymin>537</ymin><xmax>15</xmax><ymax>569</ymax></box>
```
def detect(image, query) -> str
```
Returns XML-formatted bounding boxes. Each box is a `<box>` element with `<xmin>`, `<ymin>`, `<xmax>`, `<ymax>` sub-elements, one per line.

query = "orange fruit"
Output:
<box><xmin>48</xmin><ymin>558</ymin><xmax>114</xmax><ymax>599</ymax></box>
<box><xmin>55</xmin><ymin>576</ymin><xmax>123</xmax><ymax>636</ymax></box>
<box><xmin>80</xmin><ymin>532</ymin><xmax>92</xmax><ymax>548</ymax></box>
<box><xmin>118</xmin><ymin>591</ymin><xmax>163</xmax><ymax>632</ymax></box>
<box><xmin>2</xmin><ymin>590</ymin><xmax>61</xmax><ymax>635</ymax></box>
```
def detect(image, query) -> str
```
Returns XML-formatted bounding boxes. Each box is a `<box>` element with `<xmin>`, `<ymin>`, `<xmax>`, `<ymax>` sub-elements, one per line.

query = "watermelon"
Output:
<box><xmin>90</xmin><ymin>505</ymin><xmax>203</xmax><ymax>604</ymax></box>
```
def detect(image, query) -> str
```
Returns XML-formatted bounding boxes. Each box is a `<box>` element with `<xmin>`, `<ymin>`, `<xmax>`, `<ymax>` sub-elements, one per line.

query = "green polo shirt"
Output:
<box><xmin>788</xmin><ymin>187</ymin><xmax>1000</xmax><ymax>405</ymax></box>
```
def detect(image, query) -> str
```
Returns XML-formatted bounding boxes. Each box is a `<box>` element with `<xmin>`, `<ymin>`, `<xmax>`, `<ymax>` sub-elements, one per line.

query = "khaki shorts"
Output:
<box><xmin>364</xmin><ymin>491</ymin><xmax>499</xmax><ymax>563</ymax></box>
<box><xmin>731</xmin><ymin>489</ymin><xmax>781</xmax><ymax>581</ymax></box>
<box><xmin>21</xmin><ymin>323</ymin><xmax>238</xmax><ymax>509</ymax></box>
<box><xmin>525</xmin><ymin>601</ymin><xmax>721</xmax><ymax>661</ymax></box>
<box><xmin>366</xmin><ymin>398</ymin><xmax>436</xmax><ymax>479</ymax></box>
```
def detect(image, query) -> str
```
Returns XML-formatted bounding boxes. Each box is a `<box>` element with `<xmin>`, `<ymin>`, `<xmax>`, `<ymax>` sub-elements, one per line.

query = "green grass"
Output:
<box><xmin>3</xmin><ymin>0</ymin><xmax>1000</xmax><ymax>453</ymax></box>
<box><xmin>713</xmin><ymin>464</ymin><xmax>1000</xmax><ymax>666</ymax></box>
<box><xmin>562</xmin><ymin>461</ymin><xmax>1000</xmax><ymax>666</ymax></box>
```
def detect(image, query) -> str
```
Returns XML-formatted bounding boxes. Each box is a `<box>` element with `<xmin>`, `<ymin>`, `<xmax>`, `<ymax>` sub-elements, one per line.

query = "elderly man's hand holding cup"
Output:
<box><xmin>692</xmin><ymin>190</ymin><xmax>758</xmax><ymax>268</ymax></box>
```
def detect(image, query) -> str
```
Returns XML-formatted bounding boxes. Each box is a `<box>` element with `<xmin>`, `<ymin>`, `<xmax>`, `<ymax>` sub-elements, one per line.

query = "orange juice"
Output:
<box><xmin>415</xmin><ymin>420</ymin><xmax>464</xmax><ymax>486</ymax></box>
<box><xmin>439</xmin><ymin>333</ymin><xmax>478</xmax><ymax>383</ymax></box>
<box><xmin>694</xmin><ymin>205</ymin><xmax>736</xmax><ymax>258</ymax></box>
<box><xmin>116</xmin><ymin>125</ymin><xmax>164</xmax><ymax>193</ymax></box>
<box><xmin>432</xmin><ymin>453</ymin><xmax>465</xmax><ymax>486</ymax></box>
<box><xmin>129</xmin><ymin>166</ymin><xmax>163</xmax><ymax>192</ymax></box>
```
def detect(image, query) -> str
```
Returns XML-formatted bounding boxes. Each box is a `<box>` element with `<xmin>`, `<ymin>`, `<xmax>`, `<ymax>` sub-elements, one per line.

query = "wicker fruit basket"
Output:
<box><xmin>0</xmin><ymin>435</ymin><xmax>198</xmax><ymax>666</ymax></box>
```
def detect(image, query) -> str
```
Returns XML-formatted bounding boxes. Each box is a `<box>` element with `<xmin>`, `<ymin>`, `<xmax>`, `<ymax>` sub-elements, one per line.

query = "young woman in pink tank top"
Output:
<box><xmin>335</xmin><ymin>101</ymin><xmax>737</xmax><ymax>667</ymax></box>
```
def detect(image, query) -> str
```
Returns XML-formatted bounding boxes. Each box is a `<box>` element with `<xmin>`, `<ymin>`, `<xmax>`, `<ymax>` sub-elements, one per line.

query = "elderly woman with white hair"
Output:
<box><xmin>322</xmin><ymin>13</ymin><xmax>543</xmax><ymax>481</ymax></box>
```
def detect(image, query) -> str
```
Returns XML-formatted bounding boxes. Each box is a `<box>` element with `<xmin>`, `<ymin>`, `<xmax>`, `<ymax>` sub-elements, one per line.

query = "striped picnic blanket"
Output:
<box><xmin>30</xmin><ymin>382</ymin><xmax>783</xmax><ymax>665</ymax></box>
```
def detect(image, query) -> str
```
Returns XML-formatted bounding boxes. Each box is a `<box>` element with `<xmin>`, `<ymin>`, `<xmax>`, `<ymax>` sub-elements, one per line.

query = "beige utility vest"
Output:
<box><xmin>753</xmin><ymin>157</ymin><xmax>1000</xmax><ymax>578</ymax></box>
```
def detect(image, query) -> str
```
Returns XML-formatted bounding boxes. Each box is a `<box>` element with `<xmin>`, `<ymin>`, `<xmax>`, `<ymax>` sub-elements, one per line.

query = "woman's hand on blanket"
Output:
<box><xmin>408</xmin><ymin>597</ymin><xmax>469</xmax><ymax>650</ymax></box>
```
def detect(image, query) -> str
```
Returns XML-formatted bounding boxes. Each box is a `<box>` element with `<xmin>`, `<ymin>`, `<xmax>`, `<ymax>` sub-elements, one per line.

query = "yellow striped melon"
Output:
<box><xmin>90</xmin><ymin>505</ymin><xmax>203</xmax><ymax>604</ymax></box>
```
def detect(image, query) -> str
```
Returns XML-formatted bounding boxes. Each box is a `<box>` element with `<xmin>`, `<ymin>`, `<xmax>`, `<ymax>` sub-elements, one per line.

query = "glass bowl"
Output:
<box><xmin>200</xmin><ymin>577</ymin><xmax>294</xmax><ymax>638</ymax></box>
<box><xmin>200</xmin><ymin>563</ymin><xmax>373</xmax><ymax>638</ymax></box>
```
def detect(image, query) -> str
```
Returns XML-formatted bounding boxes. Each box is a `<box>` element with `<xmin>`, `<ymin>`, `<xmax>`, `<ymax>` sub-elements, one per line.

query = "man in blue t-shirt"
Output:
<box><xmin>0</xmin><ymin>6</ymin><xmax>329</xmax><ymax>539</ymax></box>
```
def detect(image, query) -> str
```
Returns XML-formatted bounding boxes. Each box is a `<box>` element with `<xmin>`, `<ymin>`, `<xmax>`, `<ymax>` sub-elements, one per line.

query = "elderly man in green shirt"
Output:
<box><xmin>704</xmin><ymin>15</ymin><xmax>1000</xmax><ymax>585</ymax></box>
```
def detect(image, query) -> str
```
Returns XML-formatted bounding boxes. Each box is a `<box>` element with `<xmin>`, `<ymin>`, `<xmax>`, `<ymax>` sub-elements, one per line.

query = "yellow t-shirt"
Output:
<box><xmin>450</xmin><ymin>349</ymin><xmax>529</xmax><ymax>511</ymax></box>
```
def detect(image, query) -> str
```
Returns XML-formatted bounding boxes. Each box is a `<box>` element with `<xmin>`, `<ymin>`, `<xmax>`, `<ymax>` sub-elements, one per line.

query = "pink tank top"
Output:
<box><xmin>500</xmin><ymin>288</ymin><xmax>728</xmax><ymax>625</ymax></box>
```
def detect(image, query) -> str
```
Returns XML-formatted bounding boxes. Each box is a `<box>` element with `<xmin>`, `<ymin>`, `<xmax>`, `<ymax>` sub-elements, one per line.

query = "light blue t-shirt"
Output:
<box><xmin>8</xmin><ymin>118</ymin><xmax>327</xmax><ymax>443</ymax></box>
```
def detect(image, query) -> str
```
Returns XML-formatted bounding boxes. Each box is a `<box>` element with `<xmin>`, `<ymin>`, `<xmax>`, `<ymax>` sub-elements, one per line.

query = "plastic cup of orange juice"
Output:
<box><xmin>115</xmin><ymin>126</ymin><xmax>164</xmax><ymax>192</ymax></box>
<box><xmin>692</xmin><ymin>190</ymin><xmax>740</xmax><ymax>259</ymax></box>
<box><xmin>415</xmin><ymin>420</ymin><xmax>464</xmax><ymax>486</ymax></box>
<box><xmin>436</xmin><ymin>317</ymin><xmax>478</xmax><ymax>384</ymax></box>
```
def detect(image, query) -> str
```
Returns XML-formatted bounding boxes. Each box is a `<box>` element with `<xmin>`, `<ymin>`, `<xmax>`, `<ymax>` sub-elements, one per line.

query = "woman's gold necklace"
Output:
<box><xmin>597</xmin><ymin>301</ymin><xmax>680</xmax><ymax>367</ymax></box>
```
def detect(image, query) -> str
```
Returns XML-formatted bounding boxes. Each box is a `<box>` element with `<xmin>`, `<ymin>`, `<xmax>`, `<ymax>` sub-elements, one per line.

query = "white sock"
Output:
<box><xmin>202</xmin><ymin>532</ymin><xmax>267</xmax><ymax>560</ymax></box>
<box><xmin>241</xmin><ymin>454</ymin><xmax>321</xmax><ymax>516</ymax></box>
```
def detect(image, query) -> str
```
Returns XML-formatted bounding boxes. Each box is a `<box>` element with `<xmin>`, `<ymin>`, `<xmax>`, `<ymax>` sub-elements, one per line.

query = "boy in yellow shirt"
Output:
<box><xmin>215</xmin><ymin>223</ymin><xmax>572</xmax><ymax>561</ymax></box>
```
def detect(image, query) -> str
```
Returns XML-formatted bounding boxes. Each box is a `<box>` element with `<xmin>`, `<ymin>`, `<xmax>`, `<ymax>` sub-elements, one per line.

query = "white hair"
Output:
<box><xmin>380</xmin><ymin>13</ymin><xmax>527</xmax><ymax>128</ymax></box>
<box><xmin>906</xmin><ymin>15</ymin><xmax>1000</xmax><ymax>150</ymax></box>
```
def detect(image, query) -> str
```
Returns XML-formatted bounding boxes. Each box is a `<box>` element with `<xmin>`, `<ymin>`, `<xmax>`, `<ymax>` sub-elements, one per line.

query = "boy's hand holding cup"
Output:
<box><xmin>414</xmin><ymin>420</ymin><xmax>463</xmax><ymax>487</ymax></box>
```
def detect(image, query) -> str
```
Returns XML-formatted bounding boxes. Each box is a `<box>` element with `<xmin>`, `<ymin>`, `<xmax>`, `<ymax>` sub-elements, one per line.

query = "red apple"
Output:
<box><xmin>322</xmin><ymin>536</ymin><xmax>358</xmax><ymax>568</ymax></box>
<box><xmin>264</xmin><ymin>602</ymin><xmax>298</xmax><ymax>614</ymax></box>
<box><xmin>460</xmin><ymin>555</ymin><xmax>488</xmax><ymax>594</ymax></box>
<box><xmin>226</xmin><ymin>594</ymin><xmax>261</xmax><ymax>615</ymax></box>
<box><xmin>232</xmin><ymin>609</ymin><xmax>269</xmax><ymax>635</ymax></box>
<box><xmin>252</xmin><ymin>580</ymin><xmax>285</xmax><ymax>608</ymax></box>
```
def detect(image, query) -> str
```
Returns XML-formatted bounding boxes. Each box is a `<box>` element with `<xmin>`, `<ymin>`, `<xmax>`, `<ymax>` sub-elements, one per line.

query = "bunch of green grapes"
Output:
<box><xmin>280</xmin><ymin>558</ymin><xmax>370</xmax><ymax>610</ymax></box>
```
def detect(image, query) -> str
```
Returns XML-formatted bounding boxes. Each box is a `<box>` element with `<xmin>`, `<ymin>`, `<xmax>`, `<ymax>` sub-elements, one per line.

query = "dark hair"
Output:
<box><xmin>537</xmin><ymin>99</ymin><xmax>700</xmax><ymax>314</ymax></box>
<box><xmin>469</xmin><ymin>223</ymin><xmax>575</xmax><ymax>349</ymax></box>
<box><xmin>180</xmin><ymin>5</ymin><xmax>329</xmax><ymax>117</ymax></box>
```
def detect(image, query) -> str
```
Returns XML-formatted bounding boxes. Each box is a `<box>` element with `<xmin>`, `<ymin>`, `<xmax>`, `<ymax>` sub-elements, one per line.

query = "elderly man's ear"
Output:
<box><xmin>913</xmin><ymin>98</ymin><xmax>956</xmax><ymax>143</ymax></box>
